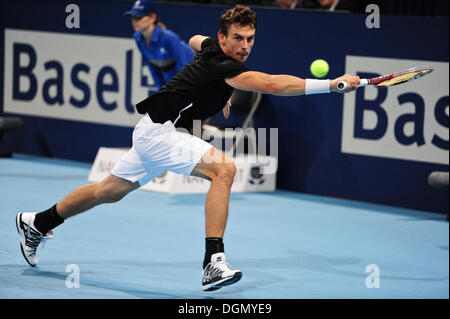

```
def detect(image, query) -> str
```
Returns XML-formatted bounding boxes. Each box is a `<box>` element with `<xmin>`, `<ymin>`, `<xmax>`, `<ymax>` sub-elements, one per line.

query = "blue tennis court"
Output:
<box><xmin>0</xmin><ymin>154</ymin><xmax>448</xmax><ymax>299</ymax></box>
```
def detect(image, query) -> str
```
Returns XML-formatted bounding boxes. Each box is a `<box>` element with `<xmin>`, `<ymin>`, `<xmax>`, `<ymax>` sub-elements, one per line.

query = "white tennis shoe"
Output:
<box><xmin>202</xmin><ymin>252</ymin><xmax>242</xmax><ymax>291</ymax></box>
<box><xmin>16</xmin><ymin>212</ymin><xmax>53</xmax><ymax>267</ymax></box>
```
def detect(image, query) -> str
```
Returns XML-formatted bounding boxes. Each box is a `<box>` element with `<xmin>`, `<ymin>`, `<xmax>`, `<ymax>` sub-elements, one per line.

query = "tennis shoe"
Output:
<box><xmin>202</xmin><ymin>253</ymin><xmax>242</xmax><ymax>291</ymax></box>
<box><xmin>16</xmin><ymin>212</ymin><xmax>53</xmax><ymax>267</ymax></box>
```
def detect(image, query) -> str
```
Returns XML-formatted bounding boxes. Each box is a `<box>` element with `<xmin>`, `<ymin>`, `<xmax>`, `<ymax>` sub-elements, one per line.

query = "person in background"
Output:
<box><xmin>275</xmin><ymin>0</ymin><xmax>302</xmax><ymax>9</ymax></box>
<box><xmin>125</xmin><ymin>0</ymin><xmax>194</xmax><ymax>91</ymax></box>
<box><xmin>316</xmin><ymin>0</ymin><xmax>356</xmax><ymax>12</ymax></box>
<box><xmin>210</xmin><ymin>0</ymin><xmax>275</xmax><ymax>6</ymax></box>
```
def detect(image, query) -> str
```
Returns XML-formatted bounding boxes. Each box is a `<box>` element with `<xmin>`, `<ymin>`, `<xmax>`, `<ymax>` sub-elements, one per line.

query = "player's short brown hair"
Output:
<box><xmin>219</xmin><ymin>5</ymin><xmax>257</xmax><ymax>36</ymax></box>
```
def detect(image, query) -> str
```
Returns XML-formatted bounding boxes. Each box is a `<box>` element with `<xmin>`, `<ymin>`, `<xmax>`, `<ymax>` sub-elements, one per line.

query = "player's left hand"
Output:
<box><xmin>223</xmin><ymin>98</ymin><xmax>231</xmax><ymax>119</ymax></box>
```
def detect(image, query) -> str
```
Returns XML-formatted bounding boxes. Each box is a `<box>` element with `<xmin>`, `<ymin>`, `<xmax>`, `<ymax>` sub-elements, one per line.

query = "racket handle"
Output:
<box><xmin>337</xmin><ymin>79</ymin><xmax>368</xmax><ymax>91</ymax></box>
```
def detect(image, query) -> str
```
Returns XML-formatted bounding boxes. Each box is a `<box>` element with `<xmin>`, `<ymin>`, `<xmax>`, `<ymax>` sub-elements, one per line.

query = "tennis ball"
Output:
<box><xmin>310</xmin><ymin>59</ymin><xmax>329</xmax><ymax>78</ymax></box>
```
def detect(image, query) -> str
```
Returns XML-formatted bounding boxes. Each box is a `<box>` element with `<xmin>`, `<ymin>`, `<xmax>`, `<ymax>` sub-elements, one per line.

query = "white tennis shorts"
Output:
<box><xmin>111</xmin><ymin>113</ymin><xmax>212</xmax><ymax>185</ymax></box>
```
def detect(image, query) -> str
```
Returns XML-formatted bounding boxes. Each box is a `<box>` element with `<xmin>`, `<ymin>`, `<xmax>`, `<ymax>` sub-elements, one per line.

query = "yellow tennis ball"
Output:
<box><xmin>310</xmin><ymin>59</ymin><xmax>329</xmax><ymax>78</ymax></box>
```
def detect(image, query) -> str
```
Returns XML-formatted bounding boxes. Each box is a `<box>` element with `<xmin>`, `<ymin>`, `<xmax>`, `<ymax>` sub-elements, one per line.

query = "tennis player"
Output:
<box><xmin>16</xmin><ymin>5</ymin><xmax>360</xmax><ymax>291</ymax></box>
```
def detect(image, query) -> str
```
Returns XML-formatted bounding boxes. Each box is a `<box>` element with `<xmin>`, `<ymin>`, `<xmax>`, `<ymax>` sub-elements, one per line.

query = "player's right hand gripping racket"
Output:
<box><xmin>337</xmin><ymin>66</ymin><xmax>433</xmax><ymax>91</ymax></box>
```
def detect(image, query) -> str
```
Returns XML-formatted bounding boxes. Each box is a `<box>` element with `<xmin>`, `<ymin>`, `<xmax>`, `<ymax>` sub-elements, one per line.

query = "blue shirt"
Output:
<box><xmin>134</xmin><ymin>26</ymin><xmax>194</xmax><ymax>91</ymax></box>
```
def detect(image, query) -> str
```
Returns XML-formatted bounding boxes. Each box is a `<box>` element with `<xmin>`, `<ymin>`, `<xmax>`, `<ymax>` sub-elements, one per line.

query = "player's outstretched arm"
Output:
<box><xmin>225</xmin><ymin>71</ymin><xmax>360</xmax><ymax>95</ymax></box>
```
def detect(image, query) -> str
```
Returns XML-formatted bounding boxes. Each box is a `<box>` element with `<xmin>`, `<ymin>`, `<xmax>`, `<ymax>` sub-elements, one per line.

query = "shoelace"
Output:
<box><xmin>204</xmin><ymin>261</ymin><xmax>232</xmax><ymax>280</ymax></box>
<box><xmin>25</xmin><ymin>228</ymin><xmax>42</xmax><ymax>256</ymax></box>
<box><xmin>24</xmin><ymin>224</ymin><xmax>46</xmax><ymax>257</ymax></box>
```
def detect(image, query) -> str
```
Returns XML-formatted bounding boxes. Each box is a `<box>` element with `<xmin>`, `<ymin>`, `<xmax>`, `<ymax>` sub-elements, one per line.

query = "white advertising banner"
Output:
<box><xmin>3</xmin><ymin>28</ymin><xmax>156</xmax><ymax>127</ymax></box>
<box><xmin>88</xmin><ymin>147</ymin><xmax>277</xmax><ymax>194</ymax></box>
<box><xmin>341</xmin><ymin>56</ymin><xmax>449</xmax><ymax>165</ymax></box>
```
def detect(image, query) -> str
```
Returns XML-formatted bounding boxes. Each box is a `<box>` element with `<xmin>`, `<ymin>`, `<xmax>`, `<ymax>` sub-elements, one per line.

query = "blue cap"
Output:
<box><xmin>124</xmin><ymin>0</ymin><xmax>157</xmax><ymax>17</ymax></box>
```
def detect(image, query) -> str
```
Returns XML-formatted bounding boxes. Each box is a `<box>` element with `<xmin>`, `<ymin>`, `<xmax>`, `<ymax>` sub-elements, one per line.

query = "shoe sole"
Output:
<box><xmin>16</xmin><ymin>213</ymin><xmax>36</xmax><ymax>268</ymax></box>
<box><xmin>202</xmin><ymin>271</ymin><xmax>242</xmax><ymax>291</ymax></box>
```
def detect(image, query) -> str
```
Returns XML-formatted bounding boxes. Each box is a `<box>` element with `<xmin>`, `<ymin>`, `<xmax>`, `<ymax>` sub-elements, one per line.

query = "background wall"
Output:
<box><xmin>1</xmin><ymin>0</ymin><xmax>448</xmax><ymax>214</ymax></box>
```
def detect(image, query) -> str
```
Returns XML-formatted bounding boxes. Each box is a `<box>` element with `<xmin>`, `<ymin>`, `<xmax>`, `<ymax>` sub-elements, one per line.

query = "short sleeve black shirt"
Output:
<box><xmin>136</xmin><ymin>37</ymin><xmax>248</xmax><ymax>131</ymax></box>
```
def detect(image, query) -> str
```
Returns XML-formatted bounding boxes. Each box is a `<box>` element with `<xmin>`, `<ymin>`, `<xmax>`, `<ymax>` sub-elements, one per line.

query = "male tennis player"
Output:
<box><xmin>16</xmin><ymin>5</ymin><xmax>359</xmax><ymax>291</ymax></box>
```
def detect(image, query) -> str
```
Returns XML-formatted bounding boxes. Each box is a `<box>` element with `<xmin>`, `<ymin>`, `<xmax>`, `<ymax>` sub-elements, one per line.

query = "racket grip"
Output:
<box><xmin>337</xmin><ymin>79</ymin><xmax>368</xmax><ymax>91</ymax></box>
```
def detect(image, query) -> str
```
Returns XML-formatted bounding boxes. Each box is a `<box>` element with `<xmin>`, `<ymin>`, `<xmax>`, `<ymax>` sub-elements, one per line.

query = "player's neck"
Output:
<box><xmin>219</xmin><ymin>42</ymin><xmax>232</xmax><ymax>58</ymax></box>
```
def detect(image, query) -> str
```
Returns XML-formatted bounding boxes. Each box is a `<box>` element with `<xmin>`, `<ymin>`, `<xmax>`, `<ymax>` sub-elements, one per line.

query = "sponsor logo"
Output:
<box><xmin>3</xmin><ymin>29</ymin><xmax>157</xmax><ymax>127</ymax></box>
<box><xmin>133</xmin><ymin>1</ymin><xmax>145</xmax><ymax>10</ymax></box>
<box><xmin>249</xmin><ymin>166</ymin><xmax>265</xmax><ymax>185</ymax></box>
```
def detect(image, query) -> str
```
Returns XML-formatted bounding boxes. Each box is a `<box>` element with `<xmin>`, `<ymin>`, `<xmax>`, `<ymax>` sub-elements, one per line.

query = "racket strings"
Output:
<box><xmin>377</xmin><ymin>69</ymin><xmax>432</xmax><ymax>87</ymax></box>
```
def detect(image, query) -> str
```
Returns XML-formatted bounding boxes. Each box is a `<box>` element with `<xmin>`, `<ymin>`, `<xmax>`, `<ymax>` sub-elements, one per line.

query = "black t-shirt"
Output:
<box><xmin>136</xmin><ymin>37</ymin><xmax>249</xmax><ymax>130</ymax></box>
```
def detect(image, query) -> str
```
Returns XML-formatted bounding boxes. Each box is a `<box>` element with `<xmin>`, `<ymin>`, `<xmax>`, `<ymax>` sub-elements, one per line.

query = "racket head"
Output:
<box><xmin>375</xmin><ymin>66</ymin><xmax>433</xmax><ymax>87</ymax></box>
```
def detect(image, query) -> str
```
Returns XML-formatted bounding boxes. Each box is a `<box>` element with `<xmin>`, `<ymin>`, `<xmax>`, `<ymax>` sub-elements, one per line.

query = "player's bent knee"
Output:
<box><xmin>216</xmin><ymin>162</ymin><xmax>236</xmax><ymax>184</ymax></box>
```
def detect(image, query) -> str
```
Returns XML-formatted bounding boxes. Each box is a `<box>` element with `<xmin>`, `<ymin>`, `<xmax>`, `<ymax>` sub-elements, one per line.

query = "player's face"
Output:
<box><xmin>219</xmin><ymin>24</ymin><xmax>255</xmax><ymax>63</ymax></box>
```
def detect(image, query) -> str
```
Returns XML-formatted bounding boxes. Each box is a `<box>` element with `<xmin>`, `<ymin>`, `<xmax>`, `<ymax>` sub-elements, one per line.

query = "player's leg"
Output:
<box><xmin>125</xmin><ymin>115</ymin><xmax>242</xmax><ymax>290</ymax></box>
<box><xmin>192</xmin><ymin>147</ymin><xmax>236</xmax><ymax>239</ymax></box>
<box><xmin>191</xmin><ymin>147</ymin><xmax>242</xmax><ymax>291</ymax></box>
<box><xmin>56</xmin><ymin>173</ymin><xmax>140</xmax><ymax>219</ymax></box>
<box><xmin>16</xmin><ymin>174</ymin><xmax>140</xmax><ymax>267</ymax></box>
<box><xmin>16</xmin><ymin>162</ymin><xmax>141</xmax><ymax>267</ymax></box>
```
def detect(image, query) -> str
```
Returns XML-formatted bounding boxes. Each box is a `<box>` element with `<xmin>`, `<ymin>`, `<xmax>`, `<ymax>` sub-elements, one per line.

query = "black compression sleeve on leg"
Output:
<box><xmin>33</xmin><ymin>204</ymin><xmax>65</xmax><ymax>235</ymax></box>
<box><xmin>203</xmin><ymin>237</ymin><xmax>224</xmax><ymax>269</ymax></box>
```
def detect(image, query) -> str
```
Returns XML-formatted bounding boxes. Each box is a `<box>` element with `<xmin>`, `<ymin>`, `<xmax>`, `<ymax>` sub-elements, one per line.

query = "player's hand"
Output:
<box><xmin>223</xmin><ymin>98</ymin><xmax>231</xmax><ymax>119</ymax></box>
<box><xmin>330</xmin><ymin>74</ymin><xmax>360</xmax><ymax>93</ymax></box>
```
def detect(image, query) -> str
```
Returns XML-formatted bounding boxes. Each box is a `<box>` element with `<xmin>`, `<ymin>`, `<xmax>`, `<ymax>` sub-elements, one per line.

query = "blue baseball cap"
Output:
<box><xmin>124</xmin><ymin>0</ymin><xmax>158</xmax><ymax>17</ymax></box>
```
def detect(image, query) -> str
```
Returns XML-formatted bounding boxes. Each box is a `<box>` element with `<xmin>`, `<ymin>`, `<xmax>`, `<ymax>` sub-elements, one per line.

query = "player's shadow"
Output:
<box><xmin>20</xmin><ymin>267</ymin><xmax>183</xmax><ymax>299</ymax></box>
<box><xmin>15</xmin><ymin>245</ymin><xmax>448</xmax><ymax>299</ymax></box>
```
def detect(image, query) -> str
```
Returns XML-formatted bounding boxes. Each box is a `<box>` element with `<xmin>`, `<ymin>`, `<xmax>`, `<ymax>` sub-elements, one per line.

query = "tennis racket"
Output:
<box><xmin>337</xmin><ymin>66</ymin><xmax>433</xmax><ymax>91</ymax></box>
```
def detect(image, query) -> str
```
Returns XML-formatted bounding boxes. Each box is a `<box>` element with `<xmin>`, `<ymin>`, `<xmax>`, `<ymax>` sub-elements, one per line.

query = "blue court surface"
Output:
<box><xmin>0</xmin><ymin>154</ymin><xmax>448</xmax><ymax>299</ymax></box>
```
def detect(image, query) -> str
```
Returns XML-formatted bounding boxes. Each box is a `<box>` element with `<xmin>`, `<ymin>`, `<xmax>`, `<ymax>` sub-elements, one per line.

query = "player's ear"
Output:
<box><xmin>217</xmin><ymin>31</ymin><xmax>225</xmax><ymax>42</ymax></box>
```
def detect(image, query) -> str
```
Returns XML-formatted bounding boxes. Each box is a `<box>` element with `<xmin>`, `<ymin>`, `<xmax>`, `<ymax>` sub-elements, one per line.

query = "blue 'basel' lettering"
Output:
<box><xmin>125</xmin><ymin>50</ymin><xmax>134</xmax><ymax>114</ymax></box>
<box><xmin>96</xmin><ymin>66</ymin><xmax>119</xmax><ymax>111</ymax></box>
<box><xmin>12</xmin><ymin>42</ymin><xmax>138</xmax><ymax>113</ymax></box>
<box><xmin>70</xmin><ymin>63</ymin><xmax>91</xmax><ymax>108</ymax></box>
<box><xmin>13</xmin><ymin>43</ymin><xmax>38</xmax><ymax>101</ymax></box>
<box><xmin>395</xmin><ymin>93</ymin><xmax>425</xmax><ymax>146</ymax></box>
<box><xmin>353</xmin><ymin>72</ymin><xmax>448</xmax><ymax>151</ymax></box>
<box><xmin>42</xmin><ymin>60</ymin><xmax>64</xmax><ymax>105</ymax></box>
<box><xmin>432</xmin><ymin>96</ymin><xmax>449</xmax><ymax>150</ymax></box>
<box><xmin>354</xmin><ymin>72</ymin><xmax>388</xmax><ymax>140</ymax></box>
